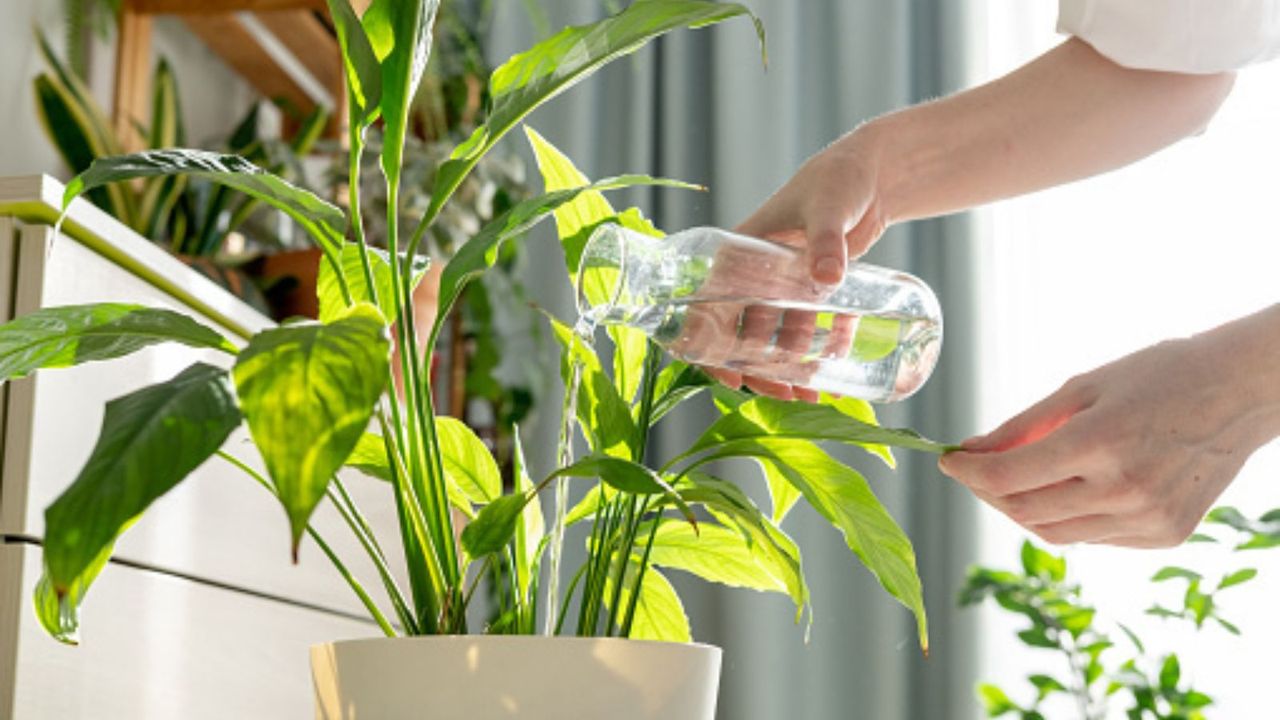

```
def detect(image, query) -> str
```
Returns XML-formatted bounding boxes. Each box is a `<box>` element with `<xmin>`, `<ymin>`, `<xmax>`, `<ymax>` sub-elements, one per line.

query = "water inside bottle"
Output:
<box><xmin>582</xmin><ymin>298</ymin><xmax>940</xmax><ymax>402</ymax></box>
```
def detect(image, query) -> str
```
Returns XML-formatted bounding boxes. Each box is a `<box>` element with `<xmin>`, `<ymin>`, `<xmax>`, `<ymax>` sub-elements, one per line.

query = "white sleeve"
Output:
<box><xmin>1058</xmin><ymin>0</ymin><xmax>1280</xmax><ymax>73</ymax></box>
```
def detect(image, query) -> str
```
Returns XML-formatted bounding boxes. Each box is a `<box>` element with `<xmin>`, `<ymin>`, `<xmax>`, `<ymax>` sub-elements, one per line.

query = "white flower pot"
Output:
<box><xmin>310</xmin><ymin>636</ymin><xmax>722</xmax><ymax>719</ymax></box>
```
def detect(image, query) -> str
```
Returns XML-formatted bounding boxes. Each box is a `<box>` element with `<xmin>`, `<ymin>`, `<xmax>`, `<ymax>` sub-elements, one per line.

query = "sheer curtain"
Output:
<box><xmin>490</xmin><ymin>2</ymin><xmax>984</xmax><ymax>717</ymax></box>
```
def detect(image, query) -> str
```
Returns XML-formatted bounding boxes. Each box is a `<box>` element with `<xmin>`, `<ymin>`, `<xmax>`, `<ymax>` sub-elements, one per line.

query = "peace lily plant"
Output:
<box><xmin>1</xmin><ymin>0</ymin><xmax>954</xmax><ymax>705</ymax></box>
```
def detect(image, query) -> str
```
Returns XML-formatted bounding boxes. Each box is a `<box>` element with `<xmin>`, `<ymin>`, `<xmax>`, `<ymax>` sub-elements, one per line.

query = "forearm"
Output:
<box><xmin>854</xmin><ymin>38</ymin><xmax>1236</xmax><ymax>224</ymax></box>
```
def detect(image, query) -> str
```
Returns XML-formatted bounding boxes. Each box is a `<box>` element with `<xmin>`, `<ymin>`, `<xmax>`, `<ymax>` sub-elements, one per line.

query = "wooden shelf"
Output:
<box><xmin>113</xmin><ymin>0</ymin><xmax>353</xmax><ymax>148</ymax></box>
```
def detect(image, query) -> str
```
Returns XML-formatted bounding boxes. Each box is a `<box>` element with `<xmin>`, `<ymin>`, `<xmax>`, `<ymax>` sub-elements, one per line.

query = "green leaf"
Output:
<box><xmin>1185</xmin><ymin>533</ymin><xmax>1219</xmax><ymax>544</ymax></box>
<box><xmin>41</xmin><ymin>363</ymin><xmax>241</xmax><ymax>609</ymax></box>
<box><xmin>317</xmin><ymin>242</ymin><xmax>431</xmax><ymax>324</ymax></box>
<box><xmin>1017</xmin><ymin>628</ymin><xmax>1058</xmax><ymax>649</ymax></box>
<box><xmin>1028</xmin><ymin>674</ymin><xmax>1066</xmax><ymax>702</ymax></box>
<box><xmin>565</xmin><ymin>483</ymin><xmax>616</xmax><ymax>527</ymax></box>
<box><xmin>461</xmin><ymin>493</ymin><xmax>529</xmax><ymax>558</ymax></box>
<box><xmin>703</xmin><ymin>437</ymin><xmax>927</xmax><ymax>651</ymax></box>
<box><xmin>426</xmin><ymin>0</ymin><xmax>764</xmax><ymax>227</ymax></box>
<box><xmin>1159</xmin><ymin>655</ymin><xmax>1181</xmax><ymax>692</ymax></box>
<box><xmin>525</xmin><ymin>126</ymin><xmax>662</xmax><ymax>405</ymax></box>
<box><xmin>345</xmin><ymin>432</ymin><xmax>392</xmax><ymax>481</ymax></box>
<box><xmin>437</xmin><ymin>416</ymin><xmax>501</xmax><ymax>505</ymax></box>
<box><xmin>34</xmin><ymin>74</ymin><xmax>124</xmax><ymax>219</ymax></box>
<box><xmin>1182</xmin><ymin>690</ymin><xmax>1213</xmax><ymax>708</ymax></box>
<box><xmin>679</xmin><ymin>472</ymin><xmax>808</xmax><ymax>622</ymax></box>
<box><xmin>645</xmin><ymin>519</ymin><xmax>785</xmax><ymax>593</ymax></box>
<box><xmin>233</xmin><ymin>304</ymin><xmax>390</xmax><ymax>552</ymax></box>
<box><xmin>63</xmin><ymin>149</ymin><xmax>348</xmax><ymax>262</ymax></box>
<box><xmin>852</xmin><ymin>316</ymin><xmax>902</xmax><ymax>362</ymax></box>
<box><xmin>33</xmin><ymin>543</ymin><xmax>112</xmax><ymax>645</ymax></box>
<box><xmin>547</xmin><ymin>314</ymin><xmax>635</xmax><ymax>458</ymax></box>
<box><xmin>1145</xmin><ymin>605</ymin><xmax>1184</xmax><ymax>620</ymax></box>
<box><xmin>1020</xmin><ymin>541</ymin><xmax>1067</xmax><ymax>582</ymax></box>
<box><xmin>820</xmin><ymin>393</ymin><xmax>896</xmax><ymax>467</ymax></box>
<box><xmin>1204</xmin><ymin>506</ymin><xmax>1251</xmax><ymax>532</ymax></box>
<box><xmin>1118</xmin><ymin>622</ymin><xmax>1146</xmax><ymax>653</ymax></box>
<box><xmin>1216</xmin><ymin>567</ymin><xmax>1257</xmax><ymax>591</ymax></box>
<box><xmin>649</xmin><ymin>362</ymin><xmax>715</xmax><ymax>425</ymax></box>
<box><xmin>363</xmin><ymin>0</ymin><xmax>439</xmax><ymax>182</ymax></box>
<box><xmin>432</xmin><ymin>175</ymin><xmax>700</xmax><ymax>349</ymax></box>
<box><xmin>605</xmin><ymin>563</ymin><xmax>690</xmax><ymax>643</ymax></box>
<box><xmin>0</xmin><ymin>303</ymin><xmax>236</xmax><ymax>383</ymax></box>
<box><xmin>512</xmin><ymin>429</ymin><xmax>544</xmax><ymax>601</ymax></box>
<box><xmin>758</xmin><ymin>457</ymin><xmax>803</xmax><ymax>524</ymax></box>
<box><xmin>1216</xmin><ymin>617</ymin><xmax>1241</xmax><ymax>635</ymax></box>
<box><xmin>324</xmin><ymin>0</ymin><xmax>382</xmax><ymax>128</ymax></box>
<box><xmin>552</xmin><ymin>455</ymin><xmax>696</xmax><ymax>529</ymax></box>
<box><xmin>977</xmin><ymin>684</ymin><xmax>1019</xmax><ymax>716</ymax></box>
<box><xmin>683</xmin><ymin>396</ymin><xmax>955</xmax><ymax>462</ymax></box>
<box><xmin>1151</xmin><ymin>567</ymin><xmax>1202</xmax><ymax>583</ymax></box>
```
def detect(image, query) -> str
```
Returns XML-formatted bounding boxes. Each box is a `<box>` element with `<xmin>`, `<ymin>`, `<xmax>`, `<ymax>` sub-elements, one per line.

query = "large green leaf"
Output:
<box><xmin>423</xmin><ymin>0</ymin><xmax>764</xmax><ymax>234</ymax></box>
<box><xmin>62</xmin><ymin>149</ymin><xmax>348</xmax><ymax>261</ymax></box>
<box><xmin>552</xmin><ymin>455</ymin><xmax>698</xmax><ymax>531</ymax></box>
<box><xmin>547</xmin><ymin>314</ymin><xmax>635</xmax><ymax>458</ymax></box>
<box><xmin>317</xmin><ymin>241</ymin><xmax>431</xmax><ymax>324</ymax></box>
<box><xmin>436</xmin><ymin>416</ymin><xmax>501</xmax><ymax>505</ymax></box>
<box><xmin>430</xmin><ymin>175</ymin><xmax>700</xmax><ymax>348</ymax></box>
<box><xmin>605</xmin><ymin>563</ymin><xmax>690</xmax><ymax>643</ymax></box>
<box><xmin>41</xmin><ymin>363</ymin><xmax>241</xmax><ymax>610</ymax></box>
<box><xmin>0</xmin><ymin>304</ymin><xmax>236</xmax><ymax>383</ymax></box>
<box><xmin>646</xmin><ymin>520</ymin><xmax>784</xmax><ymax>593</ymax></box>
<box><xmin>701</xmin><ymin>438</ymin><xmax>928</xmax><ymax>651</ymax></box>
<box><xmin>363</xmin><ymin>0</ymin><xmax>439</xmax><ymax>181</ymax></box>
<box><xmin>324</xmin><ymin>0</ymin><xmax>382</xmax><ymax>128</ymax></box>
<box><xmin>525</xmin><ymin>126</ymin><xmax>660</xmax><ymax>405</ymax></box>
<box><xmin>684</xmin><ymin>396</ymin><xmax>955</xmax><ymax>461</ymax></box>
<box><xmin>34</xmin><ymin>543</ymin><xmax>112</xmax><ymax>645</ymax></box>
<box><xmin>233</xmin><ymin>304</ymin><xmax>390</xmax><ymax>551</ymax></box>
<box><xmin>461</xmin><ymin>493</ymin><xmax>530</xmax><ymax>558</ymax></box>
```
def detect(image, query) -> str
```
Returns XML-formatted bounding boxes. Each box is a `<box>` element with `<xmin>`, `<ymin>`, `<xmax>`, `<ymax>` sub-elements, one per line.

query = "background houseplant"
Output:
<box><xmin>0</xmin><ymin>0</ymin><xmax>954</xmax><ymax>713</ymax></box>
<box><xmin>963</xmin><ymin>506</ymin><xmax>1280</xmax><ymax>720</ymax></box>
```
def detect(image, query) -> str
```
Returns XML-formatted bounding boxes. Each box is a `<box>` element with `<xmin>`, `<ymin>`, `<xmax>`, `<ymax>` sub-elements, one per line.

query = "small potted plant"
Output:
<box><xmin>1</xmin><ymin>2</ymin><xmax>954</xmax><ymax>717</ymax></box>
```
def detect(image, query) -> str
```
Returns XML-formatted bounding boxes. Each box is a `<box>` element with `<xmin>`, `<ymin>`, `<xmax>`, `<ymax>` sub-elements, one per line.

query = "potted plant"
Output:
<box><xmin>0</xmin><ymin>1</ymin><xmax>954</xmax><ymax>717</ymax></box>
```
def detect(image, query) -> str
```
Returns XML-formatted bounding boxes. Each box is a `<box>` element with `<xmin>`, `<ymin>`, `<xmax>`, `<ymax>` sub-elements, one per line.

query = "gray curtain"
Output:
<box><xmin>491</xmin><ymin>2</ymin><xmax>983</xmax><ymax>718</ymax></box>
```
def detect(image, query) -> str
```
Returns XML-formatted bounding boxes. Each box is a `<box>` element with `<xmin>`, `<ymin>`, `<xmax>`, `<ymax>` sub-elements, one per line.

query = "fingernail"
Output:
<box><xmin>961</xmin><ymin>434</ymin><xmax>987</xmax><ymax>450</ymax></box>
<box><xmin>814</xmin><ymin>257</ymin><xmax>844</xmax><ymax>284</ymax></box>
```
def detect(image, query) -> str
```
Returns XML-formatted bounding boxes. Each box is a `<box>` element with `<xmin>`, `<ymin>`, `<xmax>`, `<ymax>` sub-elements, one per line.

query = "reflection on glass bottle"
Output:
<box><xmin>577</xmin><ymin>225</ymin><xmax>943</xmax><ymax>403</ymax></box>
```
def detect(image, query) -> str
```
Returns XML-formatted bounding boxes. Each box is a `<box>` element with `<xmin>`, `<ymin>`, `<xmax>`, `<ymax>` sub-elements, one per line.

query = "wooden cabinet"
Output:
<box><xmin>0</xmin><ymin>176</ymin><xmax>396</xmax><ymax>718</ymax></box>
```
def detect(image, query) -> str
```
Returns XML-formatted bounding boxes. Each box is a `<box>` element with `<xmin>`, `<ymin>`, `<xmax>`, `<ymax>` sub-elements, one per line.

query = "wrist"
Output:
<box><xmin>1193</xmin><ymin>305</ymin><xmax>1280</xmax><ymax>450</ymax></box>
<box><xmin>848</xmin><ymin>110</ymin><xmax>929</xmax><ymax>226</ymax></box>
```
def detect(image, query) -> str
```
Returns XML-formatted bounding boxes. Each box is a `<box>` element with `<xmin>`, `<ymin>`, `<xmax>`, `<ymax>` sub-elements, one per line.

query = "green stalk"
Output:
<box><xmin>378</xmin><ymin>408</ymin><xmax>444</xmax><ymax>634</ymax></box>
<box><xmin>328</xmin><ymin>478</ymin><xmax>417</xmax><ymax>634</ymax></box>
<box><xmin>215</xmin><ymin>451</ymin><xmax>396</xmax><ymax>637</ymax></box>
<box><xmin>620</xmin><ymin>499</ymin><xmax>661</xmax><ymax>638</ymax></box>
<box><xmin>606</xmin><ymin>497</ymin><xmax>640</xmax><ymax>636</ymax></box>
<box><xmin>555</xmin><ymin>562</ymin><xmax>590</xmax><ymax>635</ymax></box>
<box><xmin>346</xmin><ymin>133</ymin><xmax>381</xmax><ymax>310</ymax></box>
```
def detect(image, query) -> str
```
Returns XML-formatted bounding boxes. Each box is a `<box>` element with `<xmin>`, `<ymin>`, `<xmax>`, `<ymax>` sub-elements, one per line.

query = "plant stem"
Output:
<box><xmin>544</xmin><ymin>332</ymin><xmax>586</xmax><ymax>634</ymax></box>
<box><xmin>214</xmin><ymin>451</ymin><xmax>396</xmax><ymax>636</ymax></box>
<box><xmin>327</xmin><ymin>479</ymin><xmax>418</xmax><ymax>634</ymax></box>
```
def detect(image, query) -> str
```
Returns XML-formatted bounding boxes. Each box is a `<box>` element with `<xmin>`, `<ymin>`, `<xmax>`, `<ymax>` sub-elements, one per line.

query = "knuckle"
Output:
<box><xmin>1032</xmin><ymin>525</ymin><xmax>1072</xmax><ymax>547</ymax></box>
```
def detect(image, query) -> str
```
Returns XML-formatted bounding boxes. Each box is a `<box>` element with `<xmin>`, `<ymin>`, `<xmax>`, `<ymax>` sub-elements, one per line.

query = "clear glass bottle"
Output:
<box><xmin>577</xmin><ymin>225</ymin><xmax>943</xmax><ymax>402</ymax></box>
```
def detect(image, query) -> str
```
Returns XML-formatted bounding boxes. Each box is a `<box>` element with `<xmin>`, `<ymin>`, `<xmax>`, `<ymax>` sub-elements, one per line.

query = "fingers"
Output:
<box><xmin>964</xmin><ymin>378</ymin><xmax>1097</xmax><ymax>452</ymax></box>
<box><xmin>940</xmin><ymin>416</ymin><xmax>1100</xmax><ymax>497</ymax></box>
<box><xmin>805</xmin><ymin>208</ymin><xmax>850</xmax><ymax>286</ymax></box>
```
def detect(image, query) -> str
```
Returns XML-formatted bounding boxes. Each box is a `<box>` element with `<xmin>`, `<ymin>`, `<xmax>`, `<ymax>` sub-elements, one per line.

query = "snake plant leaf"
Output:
<box><xmin>684</xmin><ymin>396</ymin><xmax>956</xmax><ymax>461</ymax></box>
<box><xmin>233</xmin><ymin>304</ymin><xmax>390</xmax><ymax>553</ymax></box>
<box><xmin>138</xmin><ymin>58</ymin><xmax>188</xmax><ymax>240</ymax></box>
<box><xmin>324</xmin><ymin>0</ymin><xmax>382</xmax><ymax>128</ymax></box>
<box><xmin>604</xmin><ymin>562</ymin><xmax>690</xmax><ymax>643</ymax></box>
<box><xmin>41</xmin><ymin>363</ymin><xmax>242</xmax><ymax>606</ymax></box>
<box><xmin>317</xmin><ymin>241</ymin><xmax>431</xmax><ymax>324</ymax></box>
<box><xmin>0</xmin><ymin>303</ymin><xmax>237</xmax><ymax>383</ymax></box>
<box><xmin>512</xmin><ymin>429</ymin><xmax>544</xmax><ymax>601</ymax></box>
<box><xmin>62</xmin><ymin>149</ymin><xmax>348</xmax><ymax>262</ymax></box>
<box><xmin>363</xmin><ymin>0</ymin><xmax>440</xmax><ymax>181</ymax></box>
<box><xmin>436</xmin><ymin>416</ymin><xmax>501</xmax><ymax>505</ymax></box>
<box><xmin>526</xmin><ymin>126</ymin><xmax>664</xmax><ymax>406</ymax></box>
<box><xmin>424</xmin><ymin>0</ymin><xmax>764</xmax><ymax>233</ymax></box>
<box><xmin>546</xmin><ymin>314</ymin><xmax>636</xmax><ymax>458</ymax></box>
<box><xmin>32</xmin><ymin>73</ymin><xmax>130</xmax><ymax>221</ymax></box>
<box><xmin>694</xmin><ymin>437</ymin><xmax>928</xmax><ymax>652</ymax></box>
<box><xmin>431</xmin><ymin>174</ymin><xmax>700</xmax><ymax>348</ymax></box>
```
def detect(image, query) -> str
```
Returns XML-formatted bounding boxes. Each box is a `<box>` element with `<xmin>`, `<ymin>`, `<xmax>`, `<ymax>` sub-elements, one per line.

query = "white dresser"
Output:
<box><xmin>0</xmin><ymin>176</ymin><xmax>400</xmax><ymax>719</ymax></box>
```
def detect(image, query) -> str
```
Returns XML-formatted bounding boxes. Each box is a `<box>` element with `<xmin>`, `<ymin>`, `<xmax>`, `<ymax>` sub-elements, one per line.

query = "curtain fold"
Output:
<box><xmin>490</xmin><ymin>2</ymin><xmax>982</xmax><ymax>717</ymax></box>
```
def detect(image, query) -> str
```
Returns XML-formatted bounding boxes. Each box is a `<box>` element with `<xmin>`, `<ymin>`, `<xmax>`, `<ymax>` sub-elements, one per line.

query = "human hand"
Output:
<box><xmin>939</xmin><ymin>324</ymin><xmax>1280</xmax><ymax>548</ymax></box>
<box><xmin>698</xmin><ymin>131</ymin><xmax>889</xmax><ymax>401</ymax></box>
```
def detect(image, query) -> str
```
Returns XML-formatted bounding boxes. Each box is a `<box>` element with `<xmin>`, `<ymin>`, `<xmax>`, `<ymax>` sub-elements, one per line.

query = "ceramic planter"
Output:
<box><xmin>310</xmin><ymin>636</ymin><xmax>722</xmax><ymax>719</ymax></box>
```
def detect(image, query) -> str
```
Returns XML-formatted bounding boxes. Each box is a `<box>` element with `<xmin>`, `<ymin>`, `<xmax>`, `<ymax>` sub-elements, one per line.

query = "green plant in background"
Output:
<box><xmin>962</xmin><ymin>506</ymin><xmax>1280</xmax><ymax>720</ymax></box>
<box><xmin>1</xmin><ymin>0</ymin><xmax>951</xmax><ymax>656</ymax></box>
<box><xmin>34</xmin><ymin>31</ymin><xmax>329</xmax><ymax>260</ymax></box>
<box><xmin>61</xmin><ymin>0</ymin><xmax>121</xmax><ymax>78</ymax></box>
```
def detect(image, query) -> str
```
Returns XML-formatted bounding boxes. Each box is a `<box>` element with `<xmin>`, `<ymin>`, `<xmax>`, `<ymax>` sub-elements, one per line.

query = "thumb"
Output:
<box><xmin>805</xmin><ymin>205</ymin><xmax>851</xmax><ymax>286</ymax></box>
<box><xmin>966</xmin><ymin>380</ymin><xmax>1095</xmax><ymax>453</ymax></box>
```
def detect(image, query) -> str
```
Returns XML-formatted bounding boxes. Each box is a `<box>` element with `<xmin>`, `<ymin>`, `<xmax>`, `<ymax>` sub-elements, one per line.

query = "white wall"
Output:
<box><xmin>0</xmin><ymin>1</ymin><xmax>255</xmax><ymax>178</ymax></box>
<box><xmin>975</xmin><ymin>6</ymin><xmax>1280</xmax><ymax>718</ymax></box>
